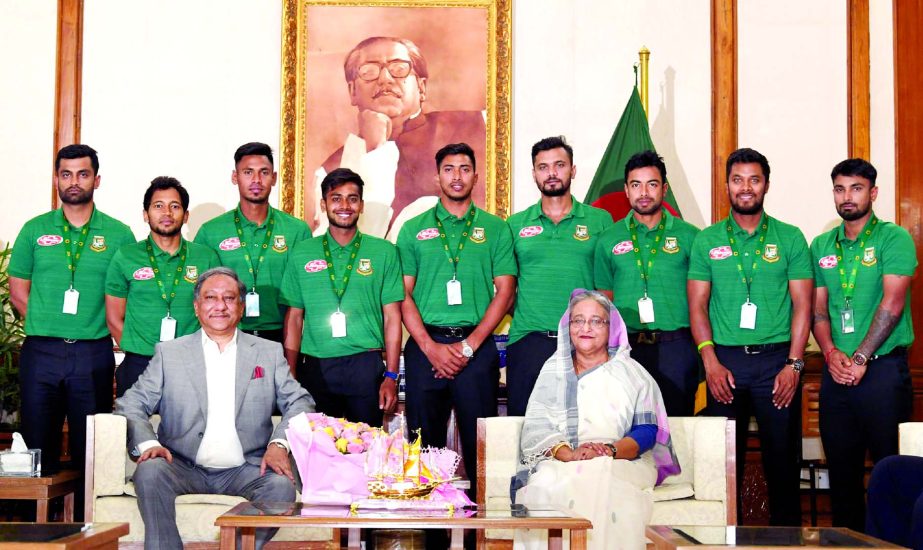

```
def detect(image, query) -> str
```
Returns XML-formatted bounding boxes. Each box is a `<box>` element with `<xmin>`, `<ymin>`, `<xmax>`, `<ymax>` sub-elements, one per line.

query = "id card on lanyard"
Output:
<box><xmin>147</xmin><ymin>237</ymin><xmax>188</xmax><ymax>341</ymax></box>
<box><xmin>834</xmin><ymin>215</ymin><xmax>878</xmax><ymax>334</ymax></box>
<box><xmin>725</xmin><ymin>216</ymin><xmax>769</xmax><ymax>330</ymax></box>
<box><xmin>234</xmin><ymin>208</ymin><xmax>275</xmax><ymax>318</ymax></box>
<box><xmin>323</xmin><ymin>232</ymin><xmax>363</xmax><ymax>338</ymax></box>
<box><xmin>435</xmin><ymin>205</ymin><xmax>476</xmax><ymax>306</ymax></box>
<box><xmin>61</xmin><ymin>210</ymin><xmax>93</xmax><ymax>315</ymax></box>
<box><xmin>629</xmin><ymin>216</ymin><xmax>666</xmax><ymax>324</ymax></box>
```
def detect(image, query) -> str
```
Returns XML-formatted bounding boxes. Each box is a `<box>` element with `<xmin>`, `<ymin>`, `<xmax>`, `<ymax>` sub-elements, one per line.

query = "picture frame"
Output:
<box><xmin>278</xmin><ymin>0</ymin><xmax>512</xmax><ymax>239</ymax></box>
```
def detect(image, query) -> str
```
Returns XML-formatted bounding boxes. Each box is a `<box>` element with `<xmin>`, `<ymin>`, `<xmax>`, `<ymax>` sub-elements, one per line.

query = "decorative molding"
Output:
<box><xmin>847</xmin><ymin>0</ymin><xmax>870</xmax><ymax>159</ymax></box>
<box><xmin>52</xmin><ymin>0</ymin><xmax>84</xmax><ymax>208</ymax></box>
<box><xmin>710</xmin><ymin>0</ymin><xmax>736</xmax><ymax>223</ymax></box>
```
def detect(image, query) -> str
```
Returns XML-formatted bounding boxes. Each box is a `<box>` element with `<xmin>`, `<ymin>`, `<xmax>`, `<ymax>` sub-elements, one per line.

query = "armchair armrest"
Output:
<box><xmin>89</xmin><ymin>413</ymin><xmax>129</xmax><ymax>497</ymax></box>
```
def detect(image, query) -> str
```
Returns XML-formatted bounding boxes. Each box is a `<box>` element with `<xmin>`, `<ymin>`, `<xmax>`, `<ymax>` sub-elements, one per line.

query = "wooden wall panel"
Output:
<box><xmin>711</xmin><ymin>0</ymin><xmax>736</xmax><ymax>222</ymax></box>
<box><xmin>893</xmin><ymin>0</ymin><xmax>923</xmax><ymax>420</ymax></box>
<box><xmin>52</xmin><ymin>0</ymin><xmax>83</xmax><ymax>208</ymax></box>
<box><xmin>847</xmin><ymin>0</ymin><xmax>870</xmax><ymax>159</ymax></box>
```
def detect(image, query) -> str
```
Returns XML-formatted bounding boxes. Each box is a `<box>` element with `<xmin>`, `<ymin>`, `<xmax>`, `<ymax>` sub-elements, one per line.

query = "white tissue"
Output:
<box><xmin>10</xmin><ymin>432</ymin><xmax>27</xmax><ymax>452</ymax></box>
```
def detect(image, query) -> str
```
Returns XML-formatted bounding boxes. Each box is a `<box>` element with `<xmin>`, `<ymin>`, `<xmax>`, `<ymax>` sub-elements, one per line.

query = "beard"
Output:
<box><xmin>328</xmin><ymin>214</ymin><xmax>359</xmax><ymax>230</ymax></box>
<box><xmin>151</xmin><ymin>224</ymin><xmax>183</xmax><ymax>238</ymax></box>
<box><xmin>837</xmin><ymin>202</ymin><xmax>871</xmax><ymax>222</ymax></box>
<box><xmin>58</xmin><ymin>186</ymin><xmax>93</xmax><ymax>205</ymax></box>
<box><xmin>539</xmin><ymin>178</ymin><xmax>571</xmax><ymax>198</ymax></box>
<box><xmin>730</xmin><ymin>196</ymin><xmax>764</xmax><ymax>216</ymax></box>
<box><xmin>631</xmin><ymin>201</ymin><xmax>661</xmax><ymax>216</ymax></box>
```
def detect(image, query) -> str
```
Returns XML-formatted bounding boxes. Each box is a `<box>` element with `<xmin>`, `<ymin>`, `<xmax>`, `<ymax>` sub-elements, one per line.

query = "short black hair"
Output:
<box><xmin>831</xmin><ymin>158</ymin><xmax>877</xmax><ymax>187</ymax></box>
<box><xmin>143</xmin><ymin>176</ymin><xmax>190</xmax><ymax>211</ymax></box>
<box><xmin>234</xmin><ymin>142</ymin><xmax>274</xmax><ymax>167</ymax></box>
<box><xmin>321</xmin><ymin>168</ymin><xmax>365</xmax><ymax>200</ymax></box>
<box><xmin>726</xmin><ymin>147</ymin><xmax>770</xmax><ymax>181</ymax></box>
<box><xmin>435</xmin><ymin>143</ymin><xmax>476</xmax><ymax>171</ymax></box>
<box><xmin>624</xmin><ymin>150</ymin><xmax>667</xmax><ymax>183</ymax></box>
<box><xmin>56</xmin><ymin>144</ymin><xmax>99</xmax><ymax>175</ymax></box>
<box><xmin>531</xmin><ymin>136</ymin><xmax>573</xmax><ymax>164</ymax></box>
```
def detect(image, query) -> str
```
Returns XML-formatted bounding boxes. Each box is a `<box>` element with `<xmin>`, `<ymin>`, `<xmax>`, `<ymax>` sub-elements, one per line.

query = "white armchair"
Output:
<box><xmin>899</xmin><ymin>422</ymin><xmax>923</xmax><ymax>456</ymax></box>
<box><xmin>85</xmin><ymin>413</ymin><xmax>332</xmax><ymax>545</ymax></box>
<box><xmin>476</xmin><ymin>416</ymin><xmax>736</xmax><ymax>544</ymax></box>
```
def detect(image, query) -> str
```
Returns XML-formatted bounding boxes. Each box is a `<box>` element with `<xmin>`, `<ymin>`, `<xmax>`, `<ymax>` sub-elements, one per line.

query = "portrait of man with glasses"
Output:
<box><xmin>311</xmin><ymin>35</ymin><xmax>488</xmax><ymax>241</ymax></box>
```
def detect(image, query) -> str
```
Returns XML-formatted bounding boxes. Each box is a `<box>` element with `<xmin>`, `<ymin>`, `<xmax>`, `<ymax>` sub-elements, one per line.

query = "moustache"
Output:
<box><xmin>373</xmin><ymin>87</ymin><xmax>403</xmax><ymax>99</ymax></box>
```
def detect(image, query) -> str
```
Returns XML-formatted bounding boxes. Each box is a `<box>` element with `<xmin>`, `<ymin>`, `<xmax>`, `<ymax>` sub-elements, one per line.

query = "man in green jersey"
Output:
<box><xmin>194</xmin><ymin>142</ymin><xmax>310</xmax><ymax>343</ymax></box>
<box><xmin>506</xmin><ymin>136</ymin><xmax>612</xmax><ymax>416</ymax></box>
<box><xmin>105</xmin><ymin>177</ymin><xmax>220</xmax><ymax>397</ymax></box>
<box><xmin>810</xmin><ymin>158</ymin><xmax>915</xmax><ymax>531</ymax></box>
<box><xmin>397</xmin><ymin>143</ymin><xmax>516</xmax><ymax>498</ymax></box>
<box><xmin>9</xmin><ymin>144</ymin><xmax>135</xmax><ymax>507</ymax></box>
<box><xmin>595</xmin><ymin>151</ymin><xmax>700</xmax><ymax>416</ymax></box>
<box><xmin>281</xmin><ymin>168</ymin><xmax>403</xmax><ymax>426</ymax></box>
<box><xmin>688</xmin><ymin>148</ymin><xmax>813</xmax><ymax>526</ymax></box>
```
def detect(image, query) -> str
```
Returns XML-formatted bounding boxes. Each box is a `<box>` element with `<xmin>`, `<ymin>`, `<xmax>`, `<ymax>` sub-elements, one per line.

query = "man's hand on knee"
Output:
<box><xmin>139</xmin><ymin>445</ymin><xmax>173</xmax><ymax>464</ymax></box>
<box><xmin>261</xmin><ymin>443</ymin><xmax>294</xmax><ymax>482</ymax></box>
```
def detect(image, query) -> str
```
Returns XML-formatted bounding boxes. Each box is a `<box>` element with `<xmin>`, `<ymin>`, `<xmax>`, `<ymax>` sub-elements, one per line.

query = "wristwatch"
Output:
<box><xmin>460</xmin><ymin>339</ymin><xmax>474</xmax><ymax>358</ymax></box>
<box><xmin>785</xmin><ymin>357</ymin><xmax>805</xmax><ymax>373</ymax></box>
<box><xmin>270</xmin><ymin>441</ymin><xmax>288</xmax><ymax>453</ymax></box>
<box><xmin>852</xmin><ymin>352</ymin><xmax>869</xmax><ymax>366</ymax></box>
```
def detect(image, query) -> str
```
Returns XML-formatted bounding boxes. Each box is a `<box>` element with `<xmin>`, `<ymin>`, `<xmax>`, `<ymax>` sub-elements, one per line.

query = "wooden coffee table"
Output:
<box><xmin>0</xmin><ymin>470</ymin><xmax>80</xmax><ymax>522</ymax></box>
<box><xmin>0</xmin><ymin>522</ymin><xmax>128</xmax><ymax>548</ymax></box>
<box><xmin>216</xmin><ymin>502</ymin><xmax>592</xmax><ymax>550</ymax></box>
<box><xmin>646</xmin><ymin>525</ymin><xmax>904</xmax><ymax>549</ymax></box>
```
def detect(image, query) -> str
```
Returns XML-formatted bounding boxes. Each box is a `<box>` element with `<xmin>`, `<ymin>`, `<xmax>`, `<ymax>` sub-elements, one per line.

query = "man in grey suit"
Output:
<box><xmin>115</xmin><ymin>266</ymin><xmax>315</xmax><ymax>550</ymax></box>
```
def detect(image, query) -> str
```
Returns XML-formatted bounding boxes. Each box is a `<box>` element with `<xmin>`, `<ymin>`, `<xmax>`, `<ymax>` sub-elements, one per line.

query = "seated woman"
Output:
<box><xmin>513</xmin><ymin>289</ymin><xmax>680</xmax><ymax>550</ymax></box>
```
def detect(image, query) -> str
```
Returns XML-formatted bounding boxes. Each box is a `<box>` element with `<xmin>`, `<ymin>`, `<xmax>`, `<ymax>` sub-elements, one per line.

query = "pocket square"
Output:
<box><xmin>252</xmin><ymin>366</ymin><xmax>265</xmax><ymax>379</ymax></box>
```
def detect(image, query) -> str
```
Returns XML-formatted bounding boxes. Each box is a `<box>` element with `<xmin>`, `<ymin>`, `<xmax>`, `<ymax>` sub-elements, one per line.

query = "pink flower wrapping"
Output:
<box><xmin>286</xmin><ymin>413</ymin><xmax>370</xmax><ymax>505</ymax></box>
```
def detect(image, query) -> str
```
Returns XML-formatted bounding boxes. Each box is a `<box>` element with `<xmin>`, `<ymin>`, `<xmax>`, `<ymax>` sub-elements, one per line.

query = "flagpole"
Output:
<box><xmin>639</xmin><ymin>46</ymin><xmax>650</xmax><ymax>116</ymax></box>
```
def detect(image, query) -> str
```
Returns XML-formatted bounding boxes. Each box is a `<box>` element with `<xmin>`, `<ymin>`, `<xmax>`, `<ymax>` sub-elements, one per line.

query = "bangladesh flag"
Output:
<box><xmin>583</xmin><ymin>86</ymin><xmax>682</xmax><ymax>221</ymax></box>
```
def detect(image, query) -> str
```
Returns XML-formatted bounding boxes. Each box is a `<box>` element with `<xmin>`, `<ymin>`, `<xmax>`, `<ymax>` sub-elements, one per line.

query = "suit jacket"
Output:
<box><xmin>114</xmin><ymin>329</ymin><xmax>315</xmax><ymax>466</ymax></box>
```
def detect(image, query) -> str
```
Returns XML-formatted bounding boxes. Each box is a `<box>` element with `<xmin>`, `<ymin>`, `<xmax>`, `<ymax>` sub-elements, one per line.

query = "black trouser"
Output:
<box><xmin>115</xmin><ymin>351</ymin><xmax>153</xmax><ymax>398</ymax></box>
<box><xmin>243</xmin><ymin>328</ymin><xmax>283</xmax><ymax>343</ymax></box>
<box><xmin>19</xmin><ymin>335</ymin><xmax>115</xmax><ymax>521</ymax></box>
<box><xmin>628</xmin><ymin>328</ymin><xmax>698</xmax><ymax>417</ymax></box>
<box><xmin>705</xmin><ymin>343</ymin><xmax>801</xmax><ymax>526</ymax></box>
<box><xmin>820</xmin><ymin>348</ymin><xmax>912</xmax><ymax>531</ymax></box>
<box><xmin>505</xmin><ymin>331</ymin><xmax>557</xmax><ymax>417</ymax></box>
<box><xmin>404</xmin><ymin>326</ymin><xmax>499</xmax><ymax>500</ymax></box>
<box><xmin>297</xmin><ymin>350</ymin><xmax>385</xmax><ymax>427</ymax></box>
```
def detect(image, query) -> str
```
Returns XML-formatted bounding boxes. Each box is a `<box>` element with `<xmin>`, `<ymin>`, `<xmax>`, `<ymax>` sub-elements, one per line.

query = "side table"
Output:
<box><xmin>0</xmin><ymin>470</ymin><xmax>80</xmax><ymax>522</ymax></box>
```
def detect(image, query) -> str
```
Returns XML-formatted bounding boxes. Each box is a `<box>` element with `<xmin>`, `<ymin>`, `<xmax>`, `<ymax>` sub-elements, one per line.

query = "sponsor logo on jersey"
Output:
<box><xmin>818</xmin><ymin>255</ymin><xmax>838</xmax><ymax>269</ymax></box>
<box><xmin>416</xmin><ymin>228</ymin><xmax>440</xmax><ymax>241</ymax></box>
<box><xmin>36</xmin><ymin>234</ymin><xmax>63</xmax><ymax>246</ymax></box>
<box><xmin>611</xmin><ymin>240</ymin><xmax>634</xmax><ymax>255</ymax></box>
<box><xmin>133</xmin><ymin>267</ymin><xmax>155</xmax><ymax>280</ymax></box>
<box><xmin>304</xmin><ymin>259</ymin><xmax>328</xmax><ymax>273</ymax></box>
<box><xmin>519</xmin><ymin>225</ymin><xmax>543</xmax><ymax>238</ymax></box>
<box><xmin>219</xmin><ymin>237</ymin><xmax>241</xmax><ymax>251</ymax></box>
<box><xmin>709</xmin><ymin>246</ymin><xmax>733</xmax><ymax>260</ymax></box>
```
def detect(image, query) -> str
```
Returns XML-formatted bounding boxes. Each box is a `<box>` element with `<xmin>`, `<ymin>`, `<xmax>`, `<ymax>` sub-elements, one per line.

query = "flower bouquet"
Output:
<box><xmin>286</xmin><ymin>412</ymin><xmax>472</xmax><ymax>510</ymax></box>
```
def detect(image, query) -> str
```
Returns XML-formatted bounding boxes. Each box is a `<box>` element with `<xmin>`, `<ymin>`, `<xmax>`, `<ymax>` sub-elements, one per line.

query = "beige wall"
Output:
<box><xmin>0</xmin><ymin>0</ymin><xmax>897</xmax><ymax>245</ymax></box>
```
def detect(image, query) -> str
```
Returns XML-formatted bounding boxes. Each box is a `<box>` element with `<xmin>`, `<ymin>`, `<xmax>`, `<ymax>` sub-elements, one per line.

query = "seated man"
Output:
<box><xmin>115</xmin><ymin>266</ymin><xmax>315</xmax><ymax>550</ymax></box>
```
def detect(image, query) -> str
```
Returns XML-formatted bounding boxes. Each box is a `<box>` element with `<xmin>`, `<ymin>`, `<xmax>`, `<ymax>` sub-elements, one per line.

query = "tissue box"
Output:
<box><xmin>0</xmin><ymin>449</ymin><xmax>41</xmax><ymax>477</ymax></box>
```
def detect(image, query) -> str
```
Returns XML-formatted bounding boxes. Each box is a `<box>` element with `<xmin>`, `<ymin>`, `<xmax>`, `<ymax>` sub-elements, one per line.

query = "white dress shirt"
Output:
<box><xmin>194</xmin><ymin>330</ymin><xmax>245</xmax><ymax>468</ymax></box>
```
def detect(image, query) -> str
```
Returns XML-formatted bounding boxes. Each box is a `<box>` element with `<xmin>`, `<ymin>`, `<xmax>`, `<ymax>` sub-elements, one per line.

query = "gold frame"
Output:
<box><xmin>278</xmin><ymin>0</ymin><xmax>512</xmax><ymax>221</ymax></box>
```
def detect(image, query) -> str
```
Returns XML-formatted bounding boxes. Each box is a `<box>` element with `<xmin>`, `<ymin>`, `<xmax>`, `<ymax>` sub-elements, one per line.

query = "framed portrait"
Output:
<box><xmin>279</xmin><ymin>0</ymin><xmax>512</xmax><ymax>240</ymax></box>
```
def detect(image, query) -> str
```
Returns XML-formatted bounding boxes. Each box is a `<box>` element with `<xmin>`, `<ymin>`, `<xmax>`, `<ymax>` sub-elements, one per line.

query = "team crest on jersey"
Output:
<box><xmin>272</xmin><ymin>235</ymin><xmax>287</xmax><ymax>252</ymax></box>
<box><xmin>36</xmin><ymin>234</ymin><xmax>63</xmax><ymax>247</ymax></box>
<box><xmin>573</xmin><ymin>225</ymin><xmax>589</xmax><ymax>241</ymax></box>
<box><xmin>470</xmin><ymin>227</ymin><xmax>486</xmax><ymax>243</ymax></box>
<box><xmin>612</xmin><ymin>240</ymin><xmax>634</xmax><ymax>255</ymax></box>
<box><xmin>133</xmin><ymin>267</ymin><xmax>155</xmax><ymax>281</ymax></box>
<box><xmin>304</xmin><ymin>259</ymin><xmax>328</xmax><ymax>273</ymax></box>
<box><xmin>90</xmin><ymin>235</ymin><xmax>107</xmax><ymax>252</ymax></box>
<box><xmin>818</xmin><ymin>255</ymin><xmax>838</xmax><ymax>269</ymax></box>
<box><xmin>709</xmin><ymin>246</ymin><xmax>732</xmax><ymax>260</ymax></box>
<box><xmin>416</xmin><ymin>228</ymin><xmax>440</xmax><ymax>241</ymax></box>
<box><xmin>184</xmin><ymin>265</ymin><xmax>199</xmax><ymax>283</ymax></box>
<box><xmin>762</xmin><ymin>244</ymin><xmax>779</xmax><ymax>263</ymax></box>
<box><xmin>862</xmin><ymin>247</ymin><xmax>877</xmax><ymax>266</ymax></box>
<box><xmin>519</xmin><ymin>225</ymin><xmax>543</xmax><ymax>238</ymax></box>
<box><xmin>662</xmin><ymin>237</ymin><xmax>679</xmax><ymax>254</ymax></box>
<box><xmin>219</xmin><ymin>237</ymin><xmax>241</xmax><ymax>251</ymax></box>
<box><xmin>357</xmin><ymin>258</ymin><xmax>373</xmax><ymax>275</ymax></box>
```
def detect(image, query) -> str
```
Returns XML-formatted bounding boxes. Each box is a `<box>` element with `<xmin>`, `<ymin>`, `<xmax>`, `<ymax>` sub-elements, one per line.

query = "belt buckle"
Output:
<box><xmin>743</xmin><ymin>344</ymin><xmax>761</xmax><ymax>355</ymax></box>
<box><xmin>446</xmin><ymin>327</ymin><xmax>464</xmax><ymax>339</ymax></box>
<box><xmin>63</xmin><ymin>338</ymin><xmax>77</xmax><ymax>344</ymax></box>
<box><xmin>545</xmin><ymin>331</ymin><xmax>558</xmax><ymax>338</ymax></box>
<box><xmin>637</xmin><ymin>332</ymin><xmax>658</xmax><ymax>345</ymax></box>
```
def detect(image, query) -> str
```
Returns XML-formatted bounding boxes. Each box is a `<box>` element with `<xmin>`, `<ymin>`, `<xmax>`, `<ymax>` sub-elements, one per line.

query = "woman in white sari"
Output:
<box><xmin>513</xmin><ymin>290</ymin><xmax>680</xmax><ymax>550</ymax></box>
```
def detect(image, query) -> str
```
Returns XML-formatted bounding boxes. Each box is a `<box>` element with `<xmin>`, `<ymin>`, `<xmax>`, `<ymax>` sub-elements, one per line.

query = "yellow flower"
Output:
<box><xmin>322</xmin><ymin>427</ymin><xmax>335</xmax><ymax>438</ymax></box>
<box><xmin>335</xmin><ymin>438</ymin><xmax>348</xmax><ymax>453</ymax></box>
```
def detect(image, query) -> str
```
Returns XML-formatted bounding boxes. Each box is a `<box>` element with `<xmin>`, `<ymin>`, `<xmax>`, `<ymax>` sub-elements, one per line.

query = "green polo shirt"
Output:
<box><xmin>595</xmin><ymin>210</ymin><xmax>700</xmax><ymax>332</ymax></box>
<box><xmin>105</xmin><ymin>238</ymin><xmax>220</xmax><ymax>355</ymax></box>
<box><xmin>8</xmin><ymin>207</ymin><xmax>135</xmax><ymax>340</ymax></box>
<box><xmin>688</xmin><ymin>213</ymin><xmax>813</xmax><ymax>345</ymax></box>
<box><xmin>396</xmin><ymin>202</ymin><xmax>517</xmax><ymax>326</ymax></box>
<box><xmin>193</xmin><ymin>205</ymin><xmax>310</xmax><ymax>331</ymax></box>
<box><xmin>811</xmin><ymin>214</ymin><xmax>916</xmax><ymax>356</ymax></box>
<box><xmin>506</xmin><ymin>199</ymin><xmax>613</xmax><ymax>343</ymax></box>
<box><xmin>279</xmin><ymin>231</ymin><xmax>404</xmax><ymax>358</ymax></box>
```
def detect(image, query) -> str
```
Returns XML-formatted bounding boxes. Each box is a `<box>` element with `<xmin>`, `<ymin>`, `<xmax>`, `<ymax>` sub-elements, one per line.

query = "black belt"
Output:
<box><xmin>529</xmin><ymin>330</ymin><xmax>558</xmax><ymax>339</ymax></box>
<box><xmin>628</xmin><ymin>328</ymin><xmax>691</xmax><ymax>346</ymax></box>
<box><xmin>27</xmin><ymin>335</ymin><xmax>110</xmax><ymax>345</ymax></box>
<box><xmin>872</xmin><ymin>346</ymin><xmax>908</xmax><ymax>361</ymax></box>
<box><xmin>720</xmin><ymin>341</ymin><xmax>790</xmax><ymax>355</ymax></box>
<box><xmin>245</xmin><ymin>328</ymin><xmax>283</xmax><ymax>340</ymax></box>
<box><xmin>424</xmin><ymin>324</ymin><xmax>476</xmax><ymax>339</ymax></box>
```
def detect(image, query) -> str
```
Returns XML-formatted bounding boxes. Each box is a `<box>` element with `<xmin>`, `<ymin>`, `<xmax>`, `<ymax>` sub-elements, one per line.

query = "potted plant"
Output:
<box><xmin>0</xmin><ymin>244</ymin><xmax>24</xmax><ymax>428</ymax></box>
